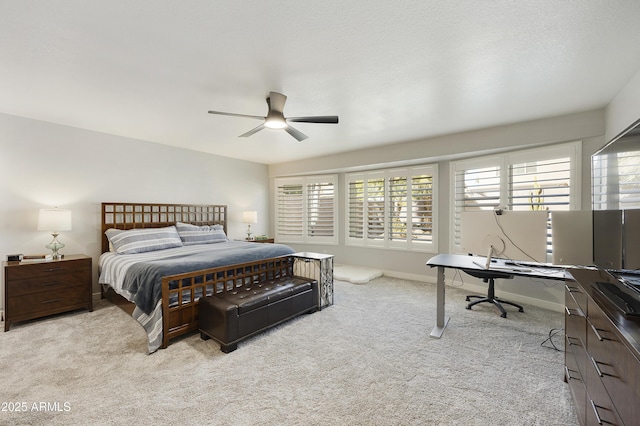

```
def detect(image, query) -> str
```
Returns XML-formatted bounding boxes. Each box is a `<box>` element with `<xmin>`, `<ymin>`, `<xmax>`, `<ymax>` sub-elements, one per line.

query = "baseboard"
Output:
<box><xmin>381</xmin><ymin>270</ymin><xmax>432</xmax><ymax>283</ymax></box>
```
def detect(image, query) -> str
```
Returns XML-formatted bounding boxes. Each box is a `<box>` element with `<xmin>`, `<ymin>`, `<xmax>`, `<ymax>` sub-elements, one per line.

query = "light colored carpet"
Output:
<box><xmin>334</xmin><ymin>264</ymin><xmax>382</xmax><ymax>284</ymax></box>
<box><xmin>0</xmin><ymin>276</ymin><xmax>577</xmax><ymax>425</ymax></box>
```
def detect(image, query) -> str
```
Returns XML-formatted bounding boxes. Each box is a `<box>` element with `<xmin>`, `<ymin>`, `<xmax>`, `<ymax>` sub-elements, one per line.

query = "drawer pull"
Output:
<box><xmin>564</xmin><ymin>366</ymin><xmax>580</xmax><ymax>381</ymax></box>
<box><xmin>42</xmin><ymin>281</ymin><xmax>61</xmax><ymax>287</ymax></box>
<box><xmin>589</xmin><ymin>322</ymin><xmax>604</xmax><ymax>341</ymax></box>
<box><xmin>589</xmin><ymin>400</ymin><xmax>605</xmax><ymax>425</ymax></box>
<box><xmin>42</xmin><ymin>298</ymin><xmax>62</xmax><ymax>304</ymax></box>
<box><xmin>566</xmin><ymin>336</ymin><xmax>582</xmax><ymax>347</ymax></box>
<box><xmin>565</xmin><ymin>306</ymin><xmax>583</xmax><ymax>317</ymax></box>
<box><xmin>565</xmin><ymin>284</ymin><xmax>581</xmax><ymax>293</ymax></box>
<box><xmin>590</xmin><ymin>356</ymin><xmax>604</xmax><ymax>378</ymax></box>
<box><xmin>43</xmin><ymin>267</ymin><xmax>64</xmax><ymax>273</ymax></box>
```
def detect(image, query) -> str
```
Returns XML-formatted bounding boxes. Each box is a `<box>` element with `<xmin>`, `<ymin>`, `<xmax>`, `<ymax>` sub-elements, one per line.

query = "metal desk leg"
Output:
<box><xmin>430</xmin><ymin>265</ymin><xmax>450</xmax><ymax>338</ymax></box>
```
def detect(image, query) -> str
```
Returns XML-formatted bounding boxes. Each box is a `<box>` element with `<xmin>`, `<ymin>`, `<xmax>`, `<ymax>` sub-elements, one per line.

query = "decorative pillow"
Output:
<box><xmin>175</xmin><ymin>222</ymin><xmax>227</xmax><ymax>245</ymax></box>
<box><xmin>105</xmin><ymin>226</ymin><xmax>183</xmax><ymax>254</ymax></box>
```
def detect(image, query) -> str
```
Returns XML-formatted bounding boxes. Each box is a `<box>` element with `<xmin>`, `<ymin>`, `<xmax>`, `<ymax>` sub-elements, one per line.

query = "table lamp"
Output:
<box><xmin>242</xmin><ymin>210</ymin><xmax>257</xmax><ymax>240</ymax></box>
<box><xmin>37</xmin><ymin>207</ymin><xmax>72</xmax><ymax>259</ymax></box>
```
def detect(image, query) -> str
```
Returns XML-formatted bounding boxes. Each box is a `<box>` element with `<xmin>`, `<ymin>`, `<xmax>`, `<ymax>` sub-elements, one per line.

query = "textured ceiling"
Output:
<box><xmin>2</xmin><ymin>1</ymin><xmax>640</xmax><ymax>164</ymax></box>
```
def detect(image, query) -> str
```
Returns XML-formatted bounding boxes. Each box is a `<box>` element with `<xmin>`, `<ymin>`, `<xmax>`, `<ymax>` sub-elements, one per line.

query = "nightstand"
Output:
<box><xmin>247</xmin><ymin>238</ymin><xmax>274</xmax><ymax>243</ymax></box>
<box><xmin>292</xmin><ymin>252</ymin><xmax>334</xmax><ymax>309</ymax></box>
<box><xmin>3</xmin><ymin>254</ymin><xmax>92</xmax><ymax>331</ymax></box>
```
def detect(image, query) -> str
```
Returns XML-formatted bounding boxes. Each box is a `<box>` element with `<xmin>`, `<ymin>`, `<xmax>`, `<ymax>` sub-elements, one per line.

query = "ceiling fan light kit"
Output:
<box><xmin>208</xmin><ymin>91</ymin><xmax>338</xmax><ymax>141</ymax></box>
<box><xmin>264</xmin><ymin>116</ymin><xmax>287</xmax><ymax>129</ymax></box>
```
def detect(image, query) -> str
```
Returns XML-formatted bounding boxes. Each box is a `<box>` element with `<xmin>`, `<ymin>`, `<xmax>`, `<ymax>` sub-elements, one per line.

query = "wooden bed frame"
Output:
<box><xmin>100</xmin><ymin>202</ymin><xmax>261</xmax><ymax>349</ymax></box>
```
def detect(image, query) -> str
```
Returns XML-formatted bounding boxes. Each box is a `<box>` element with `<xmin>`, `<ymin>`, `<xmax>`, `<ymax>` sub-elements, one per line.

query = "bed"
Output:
<box><xmin>98</xmin><ymin>202</ymin><xmax>295</xmax><ymax>353</ymax></box>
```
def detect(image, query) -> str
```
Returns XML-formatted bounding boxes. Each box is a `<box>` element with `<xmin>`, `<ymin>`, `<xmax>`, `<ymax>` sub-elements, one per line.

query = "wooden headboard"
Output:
<box><xmin>101</xmin><ymin>202</ymin><xmax>227</xmax><ymax>254</ymax></box>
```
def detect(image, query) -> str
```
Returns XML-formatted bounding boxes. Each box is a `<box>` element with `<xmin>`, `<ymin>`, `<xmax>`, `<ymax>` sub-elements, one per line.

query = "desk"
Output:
<box><xmin>426</xmin><ymin>254</ymin><xmax>567</xmax><ymax>338</ymax></box>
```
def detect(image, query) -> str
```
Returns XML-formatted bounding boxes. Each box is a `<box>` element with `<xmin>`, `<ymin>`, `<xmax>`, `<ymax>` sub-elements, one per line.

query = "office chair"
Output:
<box><xmin>462</xmin><ymin>269</ymin><xmax>524</xmax><ymax>318</ymax></box>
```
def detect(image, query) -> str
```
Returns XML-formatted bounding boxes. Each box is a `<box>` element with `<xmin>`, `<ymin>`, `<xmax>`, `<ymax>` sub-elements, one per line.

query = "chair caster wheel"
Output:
<box><xmin>501</xmin><ymin>313</ymin><xmax>507</xmax><ymax>318</ymax></box>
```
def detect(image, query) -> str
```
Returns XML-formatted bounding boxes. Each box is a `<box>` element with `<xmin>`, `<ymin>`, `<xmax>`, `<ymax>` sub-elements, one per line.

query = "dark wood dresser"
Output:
<box><xmin>4</xmin><ymin>254</ymin><xmax>92</xmax><ymax>331</ymax></box>
<box><xmin>565</xmin><ymin>268</ymin><xmax>640</xmax><ymax>426</ymax></box>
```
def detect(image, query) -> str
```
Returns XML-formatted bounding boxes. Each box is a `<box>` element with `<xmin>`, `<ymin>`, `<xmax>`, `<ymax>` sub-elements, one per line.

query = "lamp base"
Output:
<box><xmin>45</xmin><ymin>233</ymin><xmax>65</xmax><ymax>260</ymax></box>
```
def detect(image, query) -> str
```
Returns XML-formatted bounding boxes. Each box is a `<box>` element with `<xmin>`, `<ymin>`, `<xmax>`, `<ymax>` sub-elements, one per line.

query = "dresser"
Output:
<box><xmin>565</xmin><ymin>268</ymin><xmax>640</xmax><ymax>426</ymax></box>
<box><xmin>4</xmin><ymin>254</ymin><xmax>92</xmax><ymax>331</ymax></box>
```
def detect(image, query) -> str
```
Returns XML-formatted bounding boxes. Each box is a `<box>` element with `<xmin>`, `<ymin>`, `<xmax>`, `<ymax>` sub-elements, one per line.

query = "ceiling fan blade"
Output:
<box><xmin>239</xmin><ymin>123</ymin><xmax>266</xmax><ymax>138</ymax></box>
<box><xmin>287</xmin><ymin>115</ymin><xmax>339</xmax><ymax>124</ymax></box>
<box><xmin>208</xmin><ymin>110</ymin><xmax>265</xmax><ymax>120</ymax></box>
<box><xmin>267</xmin><ymin>92</ymin><xmax>287</xmax><ymax>113</ymax></box>
<box><xmin>284</xmin><ymin>125</ymin><xmax>308</xmax><ymax>141</ymax></box>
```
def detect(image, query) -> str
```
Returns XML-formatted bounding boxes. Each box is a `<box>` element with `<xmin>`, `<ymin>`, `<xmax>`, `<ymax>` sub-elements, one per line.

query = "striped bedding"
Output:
<box><xmin>98</xmin><ymin>240</ymin><xmax>295</xmax><ymax>353</ymax></box>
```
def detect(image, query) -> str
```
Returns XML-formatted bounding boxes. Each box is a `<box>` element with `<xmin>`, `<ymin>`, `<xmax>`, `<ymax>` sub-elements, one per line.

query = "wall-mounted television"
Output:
<box><xmin>592</xmin><ymin>118</ymin><xmax>640</xmax><ymax>269</ymax></box>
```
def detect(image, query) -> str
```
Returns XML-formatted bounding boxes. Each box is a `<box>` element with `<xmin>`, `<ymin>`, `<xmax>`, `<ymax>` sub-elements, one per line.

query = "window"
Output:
<box><xmin>346</xmin><ymin>165</ymin><xmax>437</xmax><ymax>251</ymax></box>
<box><xmin>274</xmin><ymin>175</ymin><xmax>338</xmax><ymax>244</ymax></box>
<box><xmin>451</xmin><ymin>142</ymin><xmax>581</xmax><ymax>254</ymax></box>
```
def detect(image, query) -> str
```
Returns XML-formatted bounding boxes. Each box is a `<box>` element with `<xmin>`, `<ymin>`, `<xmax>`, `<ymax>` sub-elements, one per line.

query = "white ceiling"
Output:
<box><xmin>2</xmin><ymin>1</ymin><xmax>640</xmax><ymax>164</ymax></box>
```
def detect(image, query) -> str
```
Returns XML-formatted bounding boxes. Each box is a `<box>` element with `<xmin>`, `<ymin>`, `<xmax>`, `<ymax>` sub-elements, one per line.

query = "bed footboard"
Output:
<box><xmin>160</xmin><ymin>255</ymin><xmax>296</xmax><ymax>349</ymax></box>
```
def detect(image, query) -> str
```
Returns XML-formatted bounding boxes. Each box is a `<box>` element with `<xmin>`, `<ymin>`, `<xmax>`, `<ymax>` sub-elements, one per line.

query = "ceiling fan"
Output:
<box><xmin>208</xmin><ymin>91</ymin><xmax>339</xmax><ymax>141</ymax></box>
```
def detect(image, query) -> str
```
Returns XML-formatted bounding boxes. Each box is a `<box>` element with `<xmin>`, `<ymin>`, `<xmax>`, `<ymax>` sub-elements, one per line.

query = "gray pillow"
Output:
<box><xmin>175</xmin><ymin>222</ymin><xmax>227</xmax><ymax>245</ymax></box>
<box><xmin>105</xmin><ymin>226</ymin><xmax>183</xmax><ymax>254</ymax></box>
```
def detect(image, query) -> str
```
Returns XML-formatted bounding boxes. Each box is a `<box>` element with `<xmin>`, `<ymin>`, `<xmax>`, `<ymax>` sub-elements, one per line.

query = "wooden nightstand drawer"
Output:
<box><xmin>7</xmin><ymin>271</ymin><xmax>89</xmax><ymax>297</ymax></box>
<box><xmin>8</xmin><ymin>285</ymin><xmax>89</xmax><ymax>318</ymax></box>
<box><xmin>5</xmin><ymin>257</ymin><xmax>90</xmax><ymax>281</ymax></box>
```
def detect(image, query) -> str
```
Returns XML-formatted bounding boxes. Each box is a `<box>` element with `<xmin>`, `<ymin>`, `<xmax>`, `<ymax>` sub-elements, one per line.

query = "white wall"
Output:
<box><xmin>606</xmin><ymin>67</ymin><xmax>640</xmax><ymax>142</ymax></box>
<box><xmin>269</xmin><ymin>109</ymin><xmax>607</xmax><ymax>311</ymax></box>
<box><xmin>0</xmin><ymin>113</ymin><xmax>271</xmax><ymax>303</ymax></box>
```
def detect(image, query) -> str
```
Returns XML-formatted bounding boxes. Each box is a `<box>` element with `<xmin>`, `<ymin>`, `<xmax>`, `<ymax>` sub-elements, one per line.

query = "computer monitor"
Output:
<box><xmin>460</xmin><ymin>210</ymin><xmax>548</xmax><ymax>265</ymax></box>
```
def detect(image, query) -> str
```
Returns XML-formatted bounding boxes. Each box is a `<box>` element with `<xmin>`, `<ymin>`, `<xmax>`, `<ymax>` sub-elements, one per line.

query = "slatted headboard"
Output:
<box><xmin>101</xmin><ymin>202</ymin><xmax>227</xmax><ymax>254</ymax></box>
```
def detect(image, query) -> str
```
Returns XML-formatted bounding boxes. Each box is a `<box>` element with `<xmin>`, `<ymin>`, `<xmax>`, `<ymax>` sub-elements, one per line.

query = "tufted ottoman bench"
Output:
<box><xmin>199</xmin><ymin>276</ymin><xmax>319</xmax><ymax>352</ymax></box>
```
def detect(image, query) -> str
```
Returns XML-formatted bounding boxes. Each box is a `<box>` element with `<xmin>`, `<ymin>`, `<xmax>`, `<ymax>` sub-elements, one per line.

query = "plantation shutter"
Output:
<box><xmin>411</xmin><ymin>173</ymin><xmax>434</xmax><ymax>242</ymax></box>
<box><xmin>450</xmin><ymin>141</ymin><xmax>581</xmax><ymax>254</ymax></box>
<box><xmin>452</xmin><ymin>162</ymin><xmax>501</xmax><ymax>247</ymax></box>
<box><xmin>346</xmin><ymin>165</ymin><xmax>437</xmax><ymax>251</ymax></box>
<box><xmin>366</xmin><ymin>177</ymin><xmax>386</xmax><ymax>240</ymax></box>
<box><xmin>509</xmin><ymin>157</ymin><xmax>571</xmax><ymax>211</ymax></box>
<box><xmin>275</xmin><ymin>175</ymin><xmax>338</xmax><ymax>244</ymax></box>
<box><xmin>348</xmin><ymin>179</ymin><xmax>364</xmax><ymax>239</ymax></box>
<box><xmin>276</xmin><ymin>182</ymin><xmax>304</xmax><ymax>239</ymax></box>
<box><xmin>307</xmin><ymin>181</ymin><xmax>334</xmax><ymax>237</ymax></box>
<box><xmin>388</xmin><ymin>175</ymin><xmax>407</xmax><ymax>241</ymax></box>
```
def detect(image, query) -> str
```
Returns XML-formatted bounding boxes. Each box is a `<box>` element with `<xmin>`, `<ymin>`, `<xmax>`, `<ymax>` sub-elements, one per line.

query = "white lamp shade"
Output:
<box><xmin>242</xmin><ymin>210</ymin><xmax>258</xmax><ymax>224</ymax></box>
<box><xmin>37</xmin><ymin>208</ymin><xmax>72</xmax><ymax>231</ymax></box>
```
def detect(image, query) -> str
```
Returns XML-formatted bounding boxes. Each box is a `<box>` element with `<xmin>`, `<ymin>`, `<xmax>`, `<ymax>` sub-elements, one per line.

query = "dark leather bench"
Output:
<box><xmin>199</xmin><ymin>276</ymin><xmax>319</xmax><ymax>352</ymax></box>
